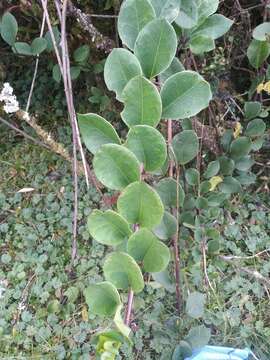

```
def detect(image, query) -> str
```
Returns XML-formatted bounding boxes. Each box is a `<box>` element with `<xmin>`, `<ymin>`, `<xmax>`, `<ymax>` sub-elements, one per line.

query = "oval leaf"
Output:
<box><xmin>153</xmin><ymin>211</ymin><xmax>177</xmax><ymax>240</ymax></box>
<box><xmin>1</xmin><ymin>12</ymin><xmax>18</xmax><ymax>45</ymax></box>
<box><xmin>117</xmin><ymin>181</ymin><xmax>164</xmax><ymax>228</ymax></box>
<box><xmin>117</xmin><ymin>0</ymin><xmax>156</xmax><ymax>50</ymax></box>
<box><xmin>155</xmin><ymin>178</ymin><xmax>185</xmax><ymax>207</ymax></box>
<box><xmin>121</xmin><ymin>76</ymin><xmax>162</xmax><ymax>128</ymax></box>
<box><xmin>93</xmin><ymin>144</ymin><xmax>140</xmax><ymax>190</ymax></box>
<box><xmin>247</xmin><ymin>39</ymin><xmax>270</xmax><ymax>69</ymax></box>
<box><xmin>161</xmin><ymin>71</ymin><xmax>212</xmax><ymax>119</ymax></box>
<box><xmin>219</xmin><ymin>176</ymin><xmax>242</xmax><ymax>194</ymax></box>
<box><xmin>84</xmin><ymin>282</ymin><xmax>121</xmax><ymax>317</ymax></box>
<box><xmin>253</xmin><ymin>22</ymin><xmax>270</xmax><ymax>41</ymax></box>
<box><xmin>127</xmin><ymin>228</ymin><xmax>170</xmax><ymax>273</ymax></box>
<box><xmin>175</xmin><ymin>0</ymin><xmax>198</xmax><ymax>29</ymax></box>
<box><xmin>78</xmin><ymin>113</ymin><xmax>120</xmax><ymax>154</ymax></box>
<box><xmin>189</xmin><ymin>35</ymin><xmax>215</xmax><ymax>54</ymax></box>
<box><xmin>149</xmin><ymin>0</ymin><xmax>180</xmax><ymax>23</ymax></box>
<box><xmin>185</xmin><ymin>325</ymin><xmax>211</xmax><ymax>349</ymax></box>
<box><xmin>87</xmin><ymin>210</ymin><xmax>132</xmax><ymax>246</ymax></box>
<box><xmin>192</xmin><ymin>14</ymin><xmax>233</xmax><ymax>40</ymax></box>
<box><xmin>13</xmin><ymin>42</ymin><xmax>32</xmax><ymax>56</ymax></box>
<box><xmin>230</xmin><ymin>137</ymin><xmax>252</xmax><ymax>159</ymax></box>
<box><xmin>103</xmin><ymin>252</ymin><xmax>144</xmax><ymax>293</ymax></box>
<box><xmin>245</xmin><ymin>118</ymin><xmax>266</xmax><ymax>138</ymax></box>
<box><xmin>197</xmin><ymin>0</ymin><xmax>219</xmax><ymax>22</ymax></box>
<box><xmin>104</xmin><ymin>48</ymin><xmax>142</xmax><ymax>101</ymax></box>
<box><xmin>186</xmin><ymin>291</ymin><xmax>206</xmax><ymax>319</ymax></box>
<box><xmin>31</xmin><ymin>37</ymin><xmax>48</xmax><ymax>55</ymax></box>
<box><xmin>159</xmin><ymin>57</ymin><xmax>185</xmax><ymax>84</ymax></box>
<box><xmin>134</xmin><ymin>18</ymin><xmax>177</xmax><ymax>78</ymax></box>
<box><xmin>203</xmin><ymin>160</ymin><xmax>220</xmax><ymax>179</ymax></box>
<box><xmin>172</xmin><ymin>130</ymin><xmax>199</xmax><ymax>165</ymax></box>
<box><xmin>125</xmin><ymin>125</ymin><xmax>167</xmax><ymax>171</ymax></box>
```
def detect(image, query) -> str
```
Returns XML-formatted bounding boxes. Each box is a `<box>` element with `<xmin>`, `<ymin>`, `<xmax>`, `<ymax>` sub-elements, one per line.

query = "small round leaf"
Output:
<box><xmin>31</xmin><ymin>37</ymin><xmax>48</xmax><ymax>55</ymax></box>
<box><xmin>253</xmin><ymin>22</ymin><xmax>270</xmax><ymax>41</ymax></box>
<box><xmin>84</xmin><ymin>282</ymin><xmax>121</xmax><ymax>317</ymax></box>
<box><xmin>87</xmin><ymin>210</ymin><xmax>132</xmax><ymax>246</ymax></box>
<box><xmin>153</xmin><ymin>211</ymin><xmax>177</xmax><ymax>240</ymax></box>
<box><xmin>230</xmin><ymin>137</ymin><xmax>252</xmax><ymax>159</ymax></box>
<box><xmin>155</xmin><ymin>178</ymin><xmax>185</xmax><ymax>207</ymax></box>
<box><xmin>103</xmin><ymin>252</ymin><xmax>144</xmax><ymax>293</ymax></box>
<box><xmin>185</xmin><ymin>168</ymin><xmax>200</xmax><ymax>186</ymax></box>
<box><xmin>121</xmin><ymin>76</ymin><xmax>162</xmax><ymax>128</ymax></box>
<box><xmin>127</xmin><ymin>228</ymin><xmax>170</xmax><ymax>273</ymax></box>
<box><xmin>104</xmin><ymin>48</ymin><xmax>142</xmax><ymax>101</ymax></box>
<box><xmin>78</xmin><ymin>113</ymin><xmax>120</xmax><ymax>154</ymax></box>
<box><xmin>117</xmin><ymin>0</ymin><xmax>156</xmax><ymax>50</ymax></box>
<box><xmin>203</xmin><ymin>160</ymin><xmax>220</xmax><ymax>178</ymax></box>
<box><xmin>161</xmin><ymin>71</ymin><xmax>212</xmax><ymax>119</ymax></box>
<box><xmin>117</xmin><ymin>181</ymin><xmax>164</xmax><ymax>228</ymax></box>
<box><xmin>186</xmin><ymin>291</ymin><xmax>206</xmax><ymax>319</ymax></box>
<box><xmin>172</xmin><ymin>130</ymin><xmax>199</xmax><ymax>165</ymax></box>
<box><xmin>93</xmin><ymin>144</ymin><xmax>140</xmax><ymax>190</ymax></box>
<box><xmin>125</xmin><ymin>125</ymin><xmax>167</xmax><ymax>171</ymax></box>
<box><xmin>245</xmin><ymin>118</ymin><xmax>266</xmax><ymax>138</ymax></box>
<box><xmin>134</xmin><ymin>18</ymin><xmax>177</xmax><ymax>78</ymax></box>
<box><xmin>1</xmin><ymin>12</ymin><xmax>18</xmax><ymax>45</ymax></box>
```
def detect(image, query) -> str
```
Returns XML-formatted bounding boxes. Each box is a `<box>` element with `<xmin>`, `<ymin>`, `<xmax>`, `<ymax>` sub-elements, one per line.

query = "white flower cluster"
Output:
<box><xmin>0</xmin><ymin>82</ymin><xmax>20</xmax><ymax>113</ymax></box>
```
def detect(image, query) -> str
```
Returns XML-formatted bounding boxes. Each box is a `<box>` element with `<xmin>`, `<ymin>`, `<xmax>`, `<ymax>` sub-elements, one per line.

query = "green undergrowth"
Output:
<box><xmin>0</xmin><ymin>137</ymin><xmax>270</xmax><ymax>359</ymax></box>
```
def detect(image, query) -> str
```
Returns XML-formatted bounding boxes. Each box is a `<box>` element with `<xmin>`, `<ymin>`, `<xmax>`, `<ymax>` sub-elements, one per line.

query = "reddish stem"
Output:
<box><xmin>124</xmin><ymin>290</ymin><xmax>134</xmax><ymax>325</ymax></box>
<box><xmin>167</xmin><ymin>119</ymin><xmax>181</xmax><ymax>314</ymax></box>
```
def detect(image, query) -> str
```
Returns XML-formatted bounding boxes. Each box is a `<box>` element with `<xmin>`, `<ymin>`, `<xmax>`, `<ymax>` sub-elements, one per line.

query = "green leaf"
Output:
<box><xmin>44</xmin><ymin>26</ymin><xmax>60</xmax><ymax>52</ymax></box>
<box><xmin>31</xmin><ymin>37</ymin><xmax>47</xmax><ymax>55</ymax></box>
<box><xmin>185</xmin><ymin>325</ymin><xmax>211</xmax><ymax>349</ymax></box>
<box><xmin>161</xmin><ymin>71</ymin><xmax>212</xmax><ymax>119</ymax></box>
<box><xmin>73</xmin><ymin>45</ymin><xmax>90</xmax><ymax>63</ymax></box>
<box><xmin>159</xmin><ymin>57</ymin><xmax>185</xmax><ymax>84</ymax></box>
<box><xmin>149</xmin><ymin>0</ymin><xmax>180</xmax><ymax>23</ymax></box>
<box><xmin>153</xmin><ymin>211</ymin><xmax>177</xmax><ymax>240</ymax></box>
<box><xmin>13</xmin><ymin>42</ymin><xmax>32</xmax><ymax>56</ymax></box>
<box><xmin>84</xmin><ymin>282</ymin><xmax>121</xmax><ymax>317</ymax></box>
<box><xmin>185</xmin><ymin>168</ymin><xmax>200</xmax><ymax>186</ymax></box>
<box><xmin>208</xmin><ymin>239</ymin><xmax>220</xmax><ymax>254</ymax></box>
<box><xmin>189</xmin><ymin>35</ymin><xmax>215</xmax><ymax>54</ymax></box>
<box><xmin>251</xmin><ymin>137</ymin><xmax>264</xmax><ymax>151</ymax></box>
<box><xmin>103</xmin><ymin>252</ymin><xmax>144</xmax><ymax>293</ymax></box>
<box><xmin>121</xmin><ymin>76</ymin><xmax>162</xmax><ymax>128</ymax></box>
<box><xmin>93</xmin><ymin>144</ymin><xmax>140</xmax><ymax>190</ymax></box>
<box><xmin>186</xmin><ymin>291</ymin><xmax>206</xmax><ymax>318</ymax></box>
<box><xmin>1</xmin><ymin>12</ymin><xmax>18</xmax><ymax>45</ymax></box>
<box><xmin>70</xmin><ymin>66</ymin><xmax>81</xmax><ymax>80</ymax></box>
<box><xmin>172</xmin><ymin>130</ymin><xmax>199</xmax><ymax>165</ymax></box>
<box><xmin>247</xmin><ymin>39</ymin><xmax>270</xmax><ymax>69</ymax></box>
<box><xmin>196</xmin><ymin>196</ymin><xmax>209</xmax><ymax>209</ymax></box>
<box><xmin>203</xmin><ymin>160</ymin><xmax>220</xmax><ymax>178</ymax></box>
<box><xmin>244</xmin><ymin>101</ymin><xmax>262</xmax><ymax>120</ymax></box>
<box><xmin>245</xmin><ymin>118</ymin><xmax>266</xmax><ymax>138</ymax></box>
<box><xmin>152</xmin><ymin>270</ymin><xmax>175</xmax><ymax>293</ymax></box>
<box><xmin>117</xmin><ymin>181</ymin><xmax>164</xmax><ymax>228</ymax></box>
<box><xmin>78</xmin><ymin>113</ymin><xmax>120</xmax><ymax>154</ymax></box>
<box><xmin>127</xmin><ymin>228</ymin><xmax>170</xmax><ymax>273</ymax></box>
<box><xmin>125</xmin><ymin>125</ymin><xmax>167</xmax><ymax>171</ymax></box>
<box><xmin>218</xmin><ymin>156</ymin><xmax>235</xmax><ymax>175</ymax></box>
<box><xmin>197</xmin><ymin>0</ymin><xmax>219</xmax><ymax>23</ymax></box>
<box><xmin>104</xmin><ymin>48</ymin><xmax>142</xmax><ymax>101</ymax></box>
<box><xmin>219</xmin><ymin>176</ymin><xmax>242</xmax><ymax>194</ymax></box>
<box><xmin>175</xmin><ymin>0</ymin><xmax>198</xmax><ymax>29</ymax></box>
<box><xmin>155</xmin><ymin>178</ymin><xmax>185</xmax><ymax>207</ymax></box>
<box><xmin>172</xmin><ymin>341</ymin><xmax>192</xmax><ymax>360</ymax></box>
<box><xmin>235</xmin><ymin>156</ymin><xmax>254</xmax><ymax>172</ymax></box>
<box><xmin>192</xmin><ymin>14</ymin><xmax>233</xmax><ymax>40</ymax></box>
<box><xmin>114</xmin><ymin>305</ymin><xmax>131</xmax><ymax>338</ymax></box>
<box><xmin>253</xmin><ymin>22</ymin><xmax>270</xmax><ymax>41</ymax></box>
<box><xmin>117</xmin><ymin>0</ymin><xmax>156</xmax><ymax>50</ymax></box>
<box><xmin>134</xmin><ymin>18</ymin><xmax>177</xmax><ymax>78</ymax></box>
<box><xmin>230</xmin><ymin>137</ymin><xmax>252</xmax><ymax>159</ymax></box>
<box><xmin>52</xmin><ymin>64</ymin><xmax>61</xmax><ymax>83</ymax></box>
<box><xmin>87</xmin><ymin>210</ymin><xmax>132</xmax><ymax>246</ymax></box>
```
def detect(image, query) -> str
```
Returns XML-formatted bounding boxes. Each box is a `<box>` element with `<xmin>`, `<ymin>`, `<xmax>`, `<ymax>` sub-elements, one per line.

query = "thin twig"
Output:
<box><xmin>167</xmin><ymin>119</ymin><xmax>181</xmax><ymax>314</ymax></box>
<box><xmin>0</xmin><ymin>115</ymin><xmax>49</xmax><ymax>150</ymax></box>
<box><xmin>26</xmin><ymin>0</ymin><xmax>47</xmax><ymax>112</ymax></box>
<box><xmin>124</xmin><ymin>289</ymin><xmax>134</xmax><ymax>326</ymax></box>
<box><xmin>220</xmin><ymin>248</ymin><xmax>270</xmax><ymax>261</ymax></box>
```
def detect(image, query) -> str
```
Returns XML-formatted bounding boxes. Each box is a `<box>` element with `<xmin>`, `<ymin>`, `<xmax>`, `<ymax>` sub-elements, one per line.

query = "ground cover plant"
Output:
<box><xmin>1</xmin><ymin>0</ymin><xmax>270</xmax><ymax>359</ymax></box>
